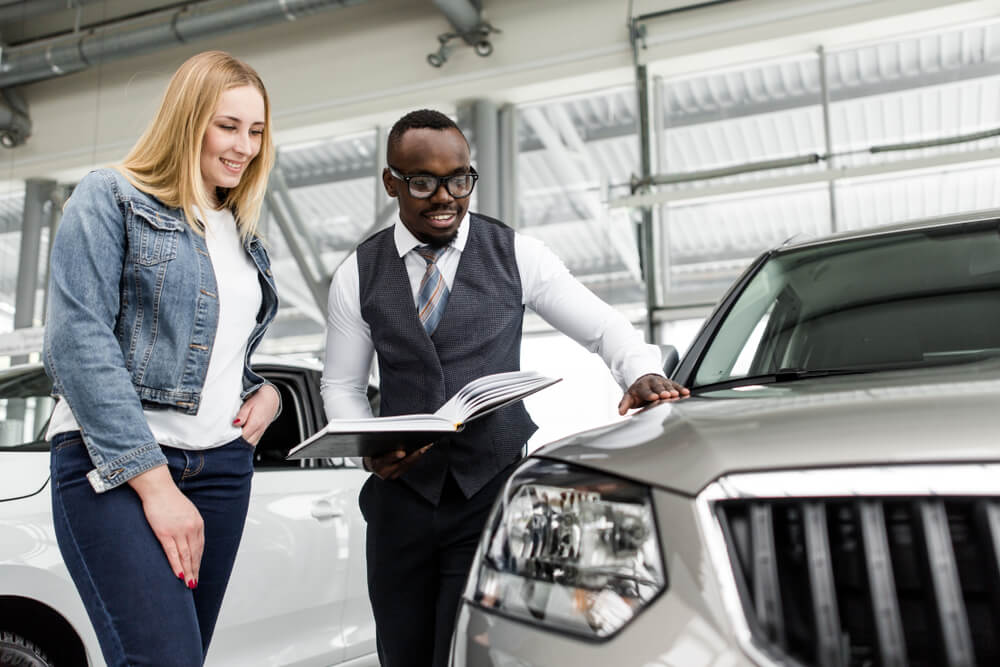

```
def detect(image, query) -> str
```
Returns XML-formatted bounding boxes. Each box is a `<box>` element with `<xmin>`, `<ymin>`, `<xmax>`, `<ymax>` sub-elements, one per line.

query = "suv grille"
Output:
<box><xmin>715</xmin><ymin>497</ymin><xmax>1000</xmax><ymax>667</ymax></box>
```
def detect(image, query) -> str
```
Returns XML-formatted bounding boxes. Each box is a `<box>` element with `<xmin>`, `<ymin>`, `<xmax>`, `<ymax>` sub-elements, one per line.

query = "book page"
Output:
<box><xmin>321</xmin><ymin>413</ymin><xmax>454</xmax><ymax>432</ymax></box>
<box><xmin>435</xmin><ymin>371</ymin><xmax>560</xmax><ymax>424</ymax></box>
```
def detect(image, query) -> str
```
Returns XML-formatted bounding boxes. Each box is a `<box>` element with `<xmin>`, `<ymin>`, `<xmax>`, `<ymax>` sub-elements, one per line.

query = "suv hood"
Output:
<box><xmin>535</xmin><ymin>361</ymin><xmax>1000</xmax><ymax>496</ymax></box>
<box><xmin>0</xmin><ymin>452</ymin><xmax>50</xmax><ymax>502</ymax></box>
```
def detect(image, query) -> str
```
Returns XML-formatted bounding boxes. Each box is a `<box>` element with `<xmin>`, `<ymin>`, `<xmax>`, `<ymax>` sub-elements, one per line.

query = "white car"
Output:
<box><xmin>0</xmin><ymin>358</ymin><xmax>377</xmax><ymax>667</ymax></box>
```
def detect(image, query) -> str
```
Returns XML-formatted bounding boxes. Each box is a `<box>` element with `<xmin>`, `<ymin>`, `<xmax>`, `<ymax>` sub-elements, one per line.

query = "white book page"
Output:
<box><xmin>435</xmin><ymin>371</ymin><xmax>557</xmax><ymax>424</ymax></box>
<box><xmin>323</xmin><ymin>413</ymin><xmax>453</xmax><ymax>432</ymax></box>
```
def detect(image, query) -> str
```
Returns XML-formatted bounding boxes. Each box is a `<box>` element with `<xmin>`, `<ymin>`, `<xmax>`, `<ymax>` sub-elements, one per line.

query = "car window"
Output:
<box><xmin>693</xmin><ymin>220</ymin><xmax>1000</xmax><ymax>387</ymax></box>
<box><xmin>0</xmin><ymin>368</ymin><xmax>53</xmax><ymax>450</ymax></box>
<box><xmin>252</xmin><ymin>378</ymin><xmax>307</xmax><ymax>469</ymax></box>
<box><xmin>254</xmin><ymin>371</ymin><xmax>359</xmax><ymax>470</ymax></box>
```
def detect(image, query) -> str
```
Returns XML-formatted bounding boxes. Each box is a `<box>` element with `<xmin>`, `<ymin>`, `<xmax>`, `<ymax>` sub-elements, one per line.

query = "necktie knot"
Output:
<box><xmin>416</xmin><ymin>245</ymin><xmax>446</xmax><ymax>265</ymax></box>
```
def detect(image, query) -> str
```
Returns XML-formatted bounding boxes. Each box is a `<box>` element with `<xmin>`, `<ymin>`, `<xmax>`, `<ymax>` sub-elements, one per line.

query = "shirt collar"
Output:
<box><xmin>393</xmin><ymin>211</ymin><xmax>470</xmax><ymax>258</ymax></box>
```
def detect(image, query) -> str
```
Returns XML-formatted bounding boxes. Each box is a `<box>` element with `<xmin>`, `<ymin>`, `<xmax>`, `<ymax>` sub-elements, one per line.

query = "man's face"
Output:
<box><xmin>383</xmin><ymin>127</ymin><xmax>472</xmax><ymax>246</ymax></box>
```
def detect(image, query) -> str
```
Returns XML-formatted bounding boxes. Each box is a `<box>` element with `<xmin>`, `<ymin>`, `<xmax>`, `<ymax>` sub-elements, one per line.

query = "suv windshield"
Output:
<box><xmin>693</xmin><ymin>219</ymin><xmax>1000</xmax><ymax>388</ymax></box>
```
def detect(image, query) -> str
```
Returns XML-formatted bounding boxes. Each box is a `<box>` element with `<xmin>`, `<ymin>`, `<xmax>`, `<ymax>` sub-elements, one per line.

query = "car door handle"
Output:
<box><xmin>310</xmin><ymin>499</ymin><xmax>343</xmax><ymax>520</ymax></box>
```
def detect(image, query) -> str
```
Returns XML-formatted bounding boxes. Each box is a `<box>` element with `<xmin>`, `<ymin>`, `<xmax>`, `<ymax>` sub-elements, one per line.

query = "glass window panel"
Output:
<box><xmin>259</xmin><ymin>131</ymin><xmax>377</xmax><ymax>354</ymax></box>
<box><xmin>834</xmin><ymin>163</ymin><xmax>1000</xmax><ymax>229</ymax></box>
<box><xmin>516</xmin><ymin>86</ymin><xmax>643</xmax><ymax>316</ymax></box>
<box><xmin>657</xmin><ymin>185</ymin><xmax>831</xmax><ymax>297</ymax></box>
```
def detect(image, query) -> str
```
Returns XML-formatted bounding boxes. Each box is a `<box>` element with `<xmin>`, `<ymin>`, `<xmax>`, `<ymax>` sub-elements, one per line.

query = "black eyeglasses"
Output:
<box><xmin>387</xmin><ymin>165</ymin><xmax>478</xmax><ymax>199</ymax></box>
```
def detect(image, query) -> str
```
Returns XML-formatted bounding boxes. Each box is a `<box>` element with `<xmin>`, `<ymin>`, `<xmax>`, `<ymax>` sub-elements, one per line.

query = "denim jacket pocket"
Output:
<box><xmin>128</xmin><ymin>201</ymin><xmax>185</xmax><ymax>266</ymax></box>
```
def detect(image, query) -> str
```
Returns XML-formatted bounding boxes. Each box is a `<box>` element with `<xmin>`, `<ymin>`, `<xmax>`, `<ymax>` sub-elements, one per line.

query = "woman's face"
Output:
<box><xmin>200</xmin><ymin>85</ymin><xmax>266</xmax><ymax>197</ymax></box>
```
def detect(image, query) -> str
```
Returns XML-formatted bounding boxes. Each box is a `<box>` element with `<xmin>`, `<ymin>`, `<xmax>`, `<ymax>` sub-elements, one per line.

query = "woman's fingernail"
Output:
<box><xmin>232</xmin><ymin>418</ymin><xmax>241</xmax><ymax>425</ymax></box>
<box><xmin>188</xmin><ymin>579</ymin><xmax>196</xmax><ymax>589</ymax></box>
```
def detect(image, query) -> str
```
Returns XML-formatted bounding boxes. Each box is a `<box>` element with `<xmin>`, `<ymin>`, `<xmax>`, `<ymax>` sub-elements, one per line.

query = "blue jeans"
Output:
<box><xmin>50</xmin><ymin>431</ymin><xmax>254</xmax><ymax>667</ymax></box>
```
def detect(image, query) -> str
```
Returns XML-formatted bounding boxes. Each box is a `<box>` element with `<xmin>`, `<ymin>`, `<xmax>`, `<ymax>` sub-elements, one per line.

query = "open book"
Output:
<box><xmin>287</xmin><ymin>370</ymin><xmax>561</xmax><ymax>459</ymax></box>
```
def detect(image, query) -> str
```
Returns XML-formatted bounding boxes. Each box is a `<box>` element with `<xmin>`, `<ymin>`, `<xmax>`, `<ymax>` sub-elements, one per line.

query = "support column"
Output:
<box><xmin>498</xmin><ymin>103</ymin><xmax>518</xmax><ymax>227</ymax></box>
<box><xmin>40</xmin><ymin>183</ymin><xmax>69</xmax><ymax>326</ymax></box>
<box><xmin>635</xmin><ymin>62</ymin><xmax>658</xmax><ymax>342</ymax></box>
<box><xmin>469</xmin><ymin>99</ymin><xmax>500</xmax><ymax>219</ymax></box>
<box><xmin>652</xmin><ymin>73</ymin><xmax>670</xmax><ymax>341</ymax></box>
<box><xmin>15</xmin><ymin>179</ymin><xmax>53</xmax><ymax>342</ymax></box>
<box><xmin>818</xmin><ymin>46</ymin><xmax>838</xmax><ymax>232</ymax></box>
<box><xmin>7</xmin><ymin>179</ymin><xmax>54</xmax><ymax>438</ymax></box>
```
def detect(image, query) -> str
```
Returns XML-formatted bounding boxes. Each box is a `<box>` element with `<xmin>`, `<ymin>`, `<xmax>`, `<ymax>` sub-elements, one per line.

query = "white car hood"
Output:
<box><xmin>535</xmin><ymin>359</ymin><xmax>1000</xmax><ymax>496</ymax></box>
<box><xmin>0</xmin><ymin>452</ymin><xmax>50</xmax><ymax>502</ymax></box>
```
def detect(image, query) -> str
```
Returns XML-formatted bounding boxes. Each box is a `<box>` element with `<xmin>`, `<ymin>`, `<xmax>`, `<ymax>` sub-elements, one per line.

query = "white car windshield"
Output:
<box><xmin>693</xmin><ymin>220</ymin><xmax>1000</xmax><ymax>388</ymax></box>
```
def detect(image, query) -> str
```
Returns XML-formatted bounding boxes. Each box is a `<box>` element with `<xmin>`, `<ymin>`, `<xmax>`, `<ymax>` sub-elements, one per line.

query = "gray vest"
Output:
<box><xmin>357</xmin><ymin>213</ymin><xmax>537</xmax><ymax>504</ymax></box>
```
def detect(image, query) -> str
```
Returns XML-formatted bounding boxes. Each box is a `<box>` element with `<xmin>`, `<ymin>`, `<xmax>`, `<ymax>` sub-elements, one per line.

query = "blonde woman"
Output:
<box><xmin>43</xmin><ymin>51</ymin><xmax>279</xmax><ymax>666</ymax></box>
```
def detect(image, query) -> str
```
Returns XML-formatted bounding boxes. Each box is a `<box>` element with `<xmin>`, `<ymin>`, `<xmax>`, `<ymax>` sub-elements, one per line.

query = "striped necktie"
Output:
<box><xmin>415</xmin><ymin>245</ymin><xmax>450</xmax><ymax>335</ymax></box>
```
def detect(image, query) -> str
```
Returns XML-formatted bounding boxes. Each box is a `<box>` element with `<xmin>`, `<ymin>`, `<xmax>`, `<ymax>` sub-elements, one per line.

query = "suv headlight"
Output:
<box><xmin>465</xmin><ymin>458</ymin><xmax>666</xmax><ymax>639</ymax></box>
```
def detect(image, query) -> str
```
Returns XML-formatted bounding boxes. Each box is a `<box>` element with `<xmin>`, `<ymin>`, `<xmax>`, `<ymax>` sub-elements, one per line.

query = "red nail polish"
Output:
<box><xmin>232</xmin><ymin>418</ymin><xmax>240</xmax><ymax>425</ymax></box>
<box><xmin>178</xmin><ymin>571</ymin><xmax>184</xmax><ymax>580</ymax></box>
<box><xmin>188</xmin><ymin>579</ymin><xmax>196</xmax><ymax>589</ymax></box>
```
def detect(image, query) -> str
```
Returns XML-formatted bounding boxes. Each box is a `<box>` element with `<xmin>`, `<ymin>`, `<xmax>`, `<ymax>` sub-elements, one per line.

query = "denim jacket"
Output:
<box><xmin>43</xmin><ymin>168</ymin><xmax>279</xmax><ymax>493</ymax></box>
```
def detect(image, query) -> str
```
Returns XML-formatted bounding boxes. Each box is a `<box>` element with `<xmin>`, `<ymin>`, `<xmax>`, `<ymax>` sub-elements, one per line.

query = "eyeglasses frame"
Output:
<box><xmin>386</xmin><ymin>165</ymin><xmax>479</xmax><ymax>199</ymax></box>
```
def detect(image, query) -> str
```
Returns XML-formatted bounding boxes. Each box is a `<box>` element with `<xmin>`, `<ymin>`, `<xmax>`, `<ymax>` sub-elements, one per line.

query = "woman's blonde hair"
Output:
<box><xmin>119</xmin><ymin>50</ymin><xmax>274</xmax><ymax>241</ymax></box>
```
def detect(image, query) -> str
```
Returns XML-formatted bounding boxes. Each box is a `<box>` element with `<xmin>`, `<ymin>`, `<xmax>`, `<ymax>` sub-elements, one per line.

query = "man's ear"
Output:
<box><xmin>382</xmin><ymin>168</ymin><xmax>398</xmax><ymax>198</ymax></box>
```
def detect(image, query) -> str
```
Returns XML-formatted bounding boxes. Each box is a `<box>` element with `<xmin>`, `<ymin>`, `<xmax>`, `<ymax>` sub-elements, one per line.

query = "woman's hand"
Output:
<box><xmin>233</xmin><ymin>383</ymin><xmax>281</xmax><ymax>445</ymax></box>
<box><xmin>128</xmin><ymin>465</ymin><xmax>203</xmax><ymax>589</ymax></box>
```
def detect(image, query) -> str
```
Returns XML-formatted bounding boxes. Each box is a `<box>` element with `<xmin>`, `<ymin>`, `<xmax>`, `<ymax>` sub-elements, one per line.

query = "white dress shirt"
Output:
<box><xmin>321</xmin><ymin>213</ymin><xmax>664</xmax><ymax>422</ymax></box>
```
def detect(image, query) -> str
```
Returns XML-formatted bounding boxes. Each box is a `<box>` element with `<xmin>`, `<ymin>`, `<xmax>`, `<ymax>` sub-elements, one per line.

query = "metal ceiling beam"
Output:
<box><xmin>611</xmin><ymin>145</ymin><xmax>1000</xmax><ymax>209</ymax></box>
<box><xmin>0</xmin><ymin>0</ymin><xmax>367</xmax><ymax>89</ymax></box>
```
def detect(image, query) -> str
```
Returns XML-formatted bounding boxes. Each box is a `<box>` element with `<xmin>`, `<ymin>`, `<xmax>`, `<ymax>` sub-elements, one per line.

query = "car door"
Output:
<box><xmin>208</xmin><ymin>365</ymin><xmax>373</xmax><ymax>667</ymax></box>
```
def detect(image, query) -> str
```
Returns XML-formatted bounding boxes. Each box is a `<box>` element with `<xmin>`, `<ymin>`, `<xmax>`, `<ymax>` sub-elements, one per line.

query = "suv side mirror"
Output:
<box><xmin>660</xmin><ymin>344</ymin><xmax>679</xmax><ymax>377</ymax></box>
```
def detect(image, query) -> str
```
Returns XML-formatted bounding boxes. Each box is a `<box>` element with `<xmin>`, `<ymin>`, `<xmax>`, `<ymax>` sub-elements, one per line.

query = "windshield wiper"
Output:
<box><xmin>693</xmin><ymin>367</ymin><xmax>877</xmax><ymax>393</ymax></box>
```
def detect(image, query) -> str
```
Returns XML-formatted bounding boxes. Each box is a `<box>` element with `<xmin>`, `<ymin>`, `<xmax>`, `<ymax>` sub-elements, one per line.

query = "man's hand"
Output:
<box><xmin>234</xmin><ymin>383</ymin><xmax>281</xmax><ymax>446</ymax></box>
<box><xmin>618</xmin><ymin>373</ymin><xmax>690</xmax><ymax>415</ymax></box>
<box><xmin>364</xmin><ymin>444</ymin><xmax>433</xmax><ymax>480</ymax></box>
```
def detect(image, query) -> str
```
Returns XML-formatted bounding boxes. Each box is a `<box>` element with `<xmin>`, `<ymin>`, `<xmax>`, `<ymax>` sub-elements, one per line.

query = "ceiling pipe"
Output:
<box><xmin>0</xmin><ymin>0</ymin><xmax>105</xmax><ymax>24</ymax></box>
<box><xmin>433</xmin><ymin>0</ymin><xmax>482</xmax><ymax>44</ymax></box>
<box><xmin>0</xmin><ymin>0</ymin><xmax>367</xmax><ymax>89</ymax></box>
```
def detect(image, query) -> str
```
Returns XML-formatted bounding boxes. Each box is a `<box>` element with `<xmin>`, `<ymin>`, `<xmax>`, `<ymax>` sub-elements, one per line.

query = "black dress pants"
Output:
<box><xmin>359</xmin><ymin>463</ymin><xmax>517</xmax><ymax>667</ymax></box>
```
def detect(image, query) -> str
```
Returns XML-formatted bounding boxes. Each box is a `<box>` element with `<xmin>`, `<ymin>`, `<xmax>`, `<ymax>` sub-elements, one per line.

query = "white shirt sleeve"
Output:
<box><xmin>515</xmin><ymin>233</ymin><xmax>664</xmax><ymax>389</ymax></box>
<box><xmin>320</xmin><ymin>252</ymin><xmax>376</xmax><ymax>421</ymax></box>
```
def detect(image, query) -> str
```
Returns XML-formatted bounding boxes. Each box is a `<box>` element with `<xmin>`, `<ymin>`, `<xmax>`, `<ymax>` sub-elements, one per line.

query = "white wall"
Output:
<box><xmin>3</xmin><ymin>0</ymin><xmax>996</xmax><ymax>185</ymax></box>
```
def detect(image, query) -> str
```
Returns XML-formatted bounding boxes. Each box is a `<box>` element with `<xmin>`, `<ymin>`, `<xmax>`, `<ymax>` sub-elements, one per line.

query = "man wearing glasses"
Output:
<box><xmin>321</xmin><ymin>109</ymin><xmax>688</xmax><ymax>667</ymax></box>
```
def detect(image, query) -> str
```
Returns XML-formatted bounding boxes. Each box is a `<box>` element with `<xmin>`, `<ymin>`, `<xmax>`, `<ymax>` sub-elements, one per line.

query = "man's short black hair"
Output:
<box><xmin>386</xmin><ymin>109</ymin><xmax>468</xmax><ymax>163</ymax></box>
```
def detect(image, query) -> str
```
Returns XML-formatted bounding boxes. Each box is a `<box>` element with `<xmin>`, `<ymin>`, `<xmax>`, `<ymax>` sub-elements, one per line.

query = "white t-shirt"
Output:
<box><xmin>48</xmin><ymin>206</ymin><xmax>262</xmax><ymax>450</ymax></box>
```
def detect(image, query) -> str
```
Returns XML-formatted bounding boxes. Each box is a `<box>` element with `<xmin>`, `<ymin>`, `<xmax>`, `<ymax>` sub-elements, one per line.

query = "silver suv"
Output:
<box><xmin>451</xmin><ymin>211</ymin><xmax>1000</xmax><ymax>667</ymax></box>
